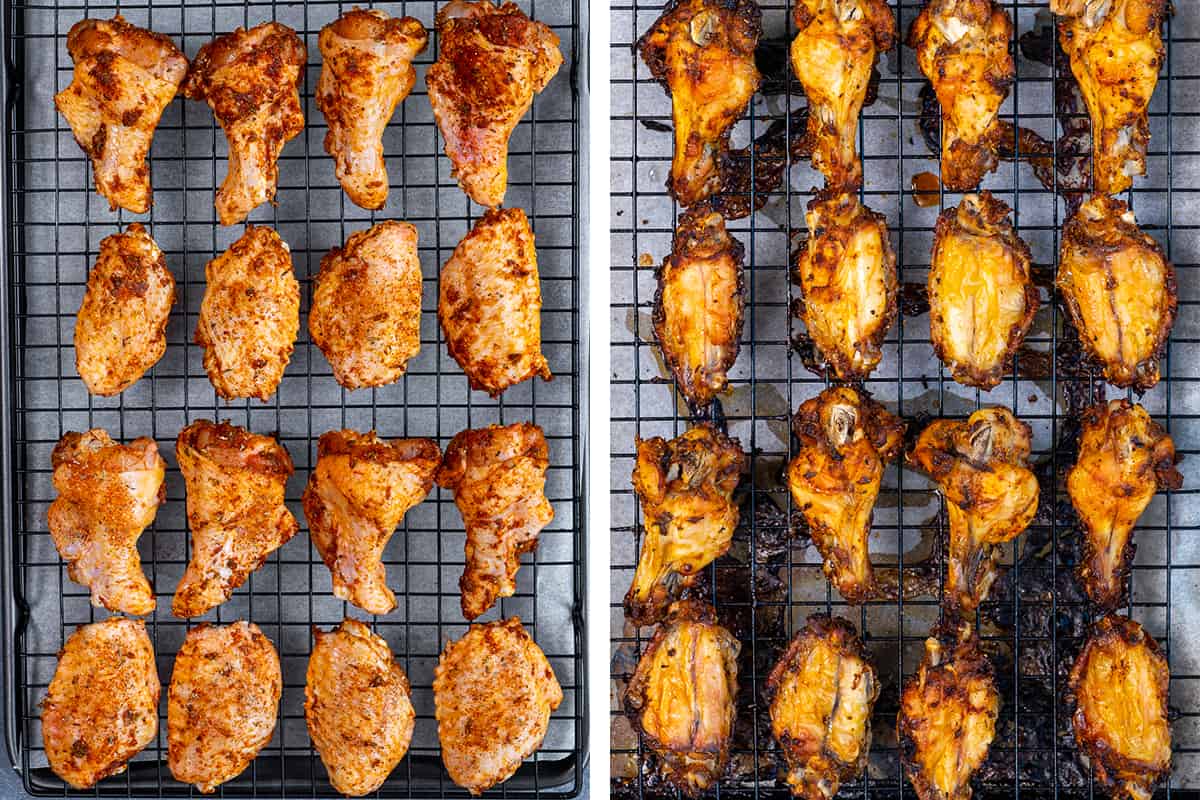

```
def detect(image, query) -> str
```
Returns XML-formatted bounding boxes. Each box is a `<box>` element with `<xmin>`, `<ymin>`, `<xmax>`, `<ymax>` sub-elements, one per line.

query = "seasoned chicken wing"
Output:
<box><xmin>183</xmin><ymin>23</ymin><xmax>306</xmax><ymax>225</ymax></box>
<box><xmin>928</xmin><ymin>192</ymin><xmax>1038</xmax><ymax>389</ymax></box>
<box><xmin>427</xmin><ymin>0</ymin><xmax>562</xmax><ymax>208</ymax></box>
<box><xmin>309</xmin><ymin>221</ymin><xmax>423</xmax><ymax>390</ymax></box>
<box><xmin>54</xmin><ymin>16</ymin><xmax>188</xmax><ymax>213</ymax></box>
<box><xmin>794</xmin><ymin>192</ymin><xmax>898</xmax><ymax>380</ymax></box>
<box><xmin>303</xmin><ymin>429</ymin><xmax>441</xmax><ymax>615</ymax></box>
<box><xmin>625</xmin><ymin>424</ymin><xmax>746</xmax><ymax>626</ymax></box>
<box><xmin>168</xmin><ymin>621</ymin><xmax>281</xmax><ymax>793</ymax></box>
<box><xmin>1057</xmin><ymin>195</ymin><xmax>1175</xmax><ymax>391</ymax></box>
<box><xmin>909</xmin><ymin>0</ymin><xmax>1015</xmax><ymax>190</ymax></box>
<box><xmin>434</xmin><ymin>617</ymin><xmax>563</xmax><ymax>795</ymax></box>
<box><xmin>435</xmin><ymin>423</ymin><xmax>553</xmax><ymax>620</ymax></box>
<box><xmin>317</xmin><ymin>9</ymin><xmax>429</xmax><ymax>210</ymax></box>
<box><xmin>766</xmin><ymin>615</ymin><xmax>879</xmax><ymax>799</ymax></box>
<box><xmin>1068</xmin><ymin>401</ymin><xmax>1180</xmax><ymax>610</ymax></box>
<box><xmin>195</xmin><ymin>225</ymin><xmax>300</xmax><ymax>401</ymax></box>
<box><xmin>307</xmin><ymin>619</ymin><xmax>415</xmax><ymax>796</ymax></box>
<box><xmin>173</xmin><ymin>420</ymin><xmax>299</xmax><ymax>618</ymax></box>
<box><xmin>638</xmin><ymin>0</ymin><xmax>762</xmax><ymax>206</ymax></box>
<box><xmin>42</xmin><ymin>618</ymin><xmax>159</xmax><ymax>790</ymax></box>
<box><xmin>787</xmin><ymin>387</ymin><xmax>905</xmax><ymax>604</ymax></box>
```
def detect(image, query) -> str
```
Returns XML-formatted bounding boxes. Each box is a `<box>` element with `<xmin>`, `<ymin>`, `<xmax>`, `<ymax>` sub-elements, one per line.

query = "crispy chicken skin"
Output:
<box><xmin>167</xmin><ymin>621</ymin><xmax>281</xmax><ymax>793</ymax></box>
<box><xmin>196</xmin><ymin>225</ymin><xmax>300</xmax><ymax>401</ymax></box>
<box><xmin>625</xmin><ymin>600</ymin><xmax>740</xmax><ymax>796</ymax></box>
<box><xmin>317</xmin><ymin>9</ymin><xmax>429</xmax><ymax>210</ymax></box>
<box><xmin>638</xmin><ymin>0</ymin><xmax>762</xmax><ymax>206</ymax></box>
<box><xmin>173</xmin><ymin>420</ymin><xmax>299</xmax><ymax>618</ymax></box>
<box><xmin>1067</xmin><ymin>614</ymin><xmax>1172</xmax><ymax>800</ymax></box>
<box><xmin>310</xmin><ymin>221</ymin><xmax>423</xmax><ymax>390</ymax></box>
<box><xmin>439</xmin><ymin>207</ymin><xmax>551</xmax><ymax>397</ymax></box>
<box><xmin>427</xmin><ymin>0</ymin><xmax>562</xmax><ymax>208</ymax></box>
<box><xmin>1068</xmin><ymin>401</ymin><xmax>1180</xmax><ymax>610</ymax></box>
<box><xmin>435</xmin><ymin>423</ymin><xmax>553</xmax><ymax>620</ymax></box>
<box><xmin>1053</xmin><ymin>0</ymin><xmax>1166</xmax><ymax>195</ymax></box>
<box><xmin>908</xmin><ymin>408</ymin><xmax>1039</xmax><ymax>618</ymax></box>
<box><xmin>1057</xmin><ymin>195</ymin><xmax>1176</xmax><ymax>391</ymax></box>
<box><xmin>654</xmin><ymin>207</ymin><xmax>746</xmax><ymax>408</ymax></box>
<box><xmin>928</xmin><ymin>192</ymin><xmax>1038</xmax><ymax>389</ymax></box>
<box><xmin>434</xmin><ymin>617</ymin><xmax>563</xmax><ymax>795</ymax></box>
<box><xmin>303</xmin><ymin>429</ymin><xmax>441</xmax><ymax>615</ymax></box>
<box><xmin>787</xmin><ymin>387</ymin><xmax>905</xmax><ymax>604</ymax></box>
<box><xmin>909</xmin><ymin>0</ymin><xmax>1015</xmax><ymax>190</ymax></box>
<box><xmin>183</xmin><ymin>23</ymin><xmax>306</xmax><ymax>225</ymax></box>
<box><xmin>794</xmin><ymin>192</ymin><xmax>898</xmax><ymax>380</ymax></box>
<box><xmin>765</xmin><ymin>615</ymin><xmax>879</xmax><ymax>799</ymax></box>
<box><xmin>625</xmin><ymin>424</ymin><xmax>746</xmax><ymax>626</ymax></box>
<box><xmin>791</xmin><ymin>0</ymin><xmax>895</xmax><ymax>191</ymax></box>
<box><xmin>306</xmin><ymin>619</ymin><xmax>415</xmax><ymax>796</ymax></box>
<box><xmin>54</xmin><ymin>16</ymin><xmax>188</xmax><ymax>214</ymax></box>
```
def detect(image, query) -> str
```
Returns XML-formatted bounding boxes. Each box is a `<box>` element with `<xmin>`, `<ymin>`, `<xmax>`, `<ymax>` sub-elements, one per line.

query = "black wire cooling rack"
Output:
<box><xmin>611</xmin><ymin>1</ymin><xmax>1199</xmax><ymax>797</ymax></box>
<box><xmin>0</xmin><ymin>0</ymin><xmax>585</xmax><ymax>797</ymax></box>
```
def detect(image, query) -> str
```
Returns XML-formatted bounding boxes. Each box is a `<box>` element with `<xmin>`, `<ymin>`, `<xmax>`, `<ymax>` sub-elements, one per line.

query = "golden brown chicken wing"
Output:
<box><xmin>173</xmin><ymin>420</ymin><xmax>299</xmax><ymax>618</ymax></box>
<box><xmin>766</xmin><ymin>615</ymin><xmax>879</xmax><ymax>799</ymax></box>
<box><xmin>909</xmin><ymin>0</ymin><xmax>1015</xmax><ymax>190</ymax></box>
<box><xmin>1068</xmin><ymin>400</ymin><xmax>1180</xmax><ymax>610</ymax></box>
<box><xmin>908</xmin><ymin>407</ymin><xmax>1039</xmax><ymax>618</ymax></box>
<box><xmin>787</xmin><ymin>387</ymin><xmax>905</xmax><ymax>604</ymax></box>
<box><xmin>638</xmin><ymin>0</ymin><xmax>762</xmax><ymax>206</ymax></box>
<box><xmin>434</xmin><ymin>617</ymin><xmax>563</xmax><ymax>795</ymax></box>
<box><xmin>435</xmin><ymin>422</ymin><xmax>553</xmax><ymax>620</ymax></box>
<box><xmin>1067</xmin><ymin>614</ymin><xmax>1171</xmax><ymax>800</ymax></box>
<box><xmin>928</xmin><ymin>192</ymin><xmax>1038</xmax><ymax>389</ymax></box>
<box><xmin>183</xmin><ymin>23</ymin><xmax>306</xmax><ymax>225</ymax></box>
<box><xmin>317</xmin><ymin>9</ymin><xmax>429</xmax><ymax>210</ymax></box>
<box><xmin>625</xmin><ymin>424</ymin><xmax>746</xmax><ymax>626</ymax></box>
<box><xmin>167</xmin><ymin>621</ymin><xmax>281</xmax><ymax>793</ymax></box>
<box><xmin>309</xmin><ymin>221</ymin><xmax>423</xmax><ymax>390</ymax></box>
<box><xmin>42</xmin><ymin>618</ymin><xmax>159</xmax><ymax>790</ymax></box>
<box><xmin>303</xmin><ymin>429</ymin><xmax>441</xmax><ymax>615</ymax></box>
<box><xmin>794</xmin><ymin>192</ymin><xmax>898</xmax><ymax>380</ymax></box>
<box><xmin>427</xmin><ymin>0</ymin><xmax>563</xmax><ymax>208</ymax></box>
<box><xmin>54</xmin><ymin>16</ymin><xmax>188</xmax><ymax>214</ymax></box>
<box><xmin>1057</xmin><ymin>195</ymin><xmax>1175</xmax><ymax>391</ymax></box>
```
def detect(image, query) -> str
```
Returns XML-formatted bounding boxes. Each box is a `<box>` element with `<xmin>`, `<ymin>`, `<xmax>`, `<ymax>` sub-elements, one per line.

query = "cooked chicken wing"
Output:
<box><xmin>1068</xmin><ymin>614</ymin><xmax>1171</xmax><ymax>800</ymax></box>
<box><xmin>303</xmin><ymin>429</ymin><xmax>441</xmax><ymax>615</ymax></box>
<box><xmin>638</xmin><ymin>0</ymin><xmax>762</xmax><ymax>206</ymax></box>
<box><xmin>317</xmin><ymin>9</ymin><xmax>429</xmax><ymax>209</ymax></box>
<box><xmin>1053</xmin><ymin>0</ymin><xmax>1166</xmax><ymax>195</ymax></box>
<box><xmin>787</xmin><ymin>387</ymin><xmax>905</xmax><ymax>604</ymax></box>
<box><xmin>309</xmin><ymin>221</ymin><xmax>423</xmax><ymax>389</ymax></box>
<box><xmin>54</xmin><ymin>16</ymin><xmax>188</xmax><ymax>214</ymax></box>
<box><xmin>434</xmin><ymin>617</ymin><xmax>563</xmax><ymax>795</ymax></box>
<box><xmin>908</xmin><ymin>407</ymin><xmax>1039</xmax><ymax>617</ymax></box>
<box><xmin>307</xmin><ymin>619</ymin><xmax>415</xmax><ymax>796</ymax></box>
<box><xmin>1068</xmin><ymin>401</ymin><xmax>1180</xmax><ymax>610</ymax></box>
<box><xmin>48</xmin><ymin>430</ymin><xmax>164</xmax><ymax>616</ymax></box>
<box><xmin>427</xmin><ymin>0</ymin><xmax>562</xmax><ymax>208</ymax></box>
<box><xmin>794</xmin><ymin>192</ymin><xmax>898</xmax><ymax>380</ymax></box>
<box><xmin>1057</xmin><ymin>195</ymin><xmax>1175</xmax><ymax>391</ymax></box>
<box><xmin>928</xmin><ymin>192</ymin><xmax>1038</xmax><ymax>389</ymax></box>
<box><xmin>435</xmin><ymin>423</ymin><xmax>553</xmax><ymax>620</ymax></box>
<box><xmin>168</xmin><ymin>621</ymin><xmax>281</xmax><ymax>793</ymax></box>
<box><xmin>42</xmin><ymin>618</ymin><xmax>159</xmax><ymax>790</ymax></box>
<box><xmin>195</xmin><ymin>225</ymin><xmax>300</xmax><ymax>401</ymax></box>
<box><xmin>909</xmin><ymin>0</ymin><xmax>1015</xmax><ymax>190</ymax></box>
<box><xmin>183</xmin><ymin>23</ymin><xmax>306</xmax><ymax>225</ymax></box>
<box><xmin>766</xmin><ymin>615</ymin><xmax>879</xmax><ymax>799</ymax></box>
<box><xmin>173</xmin><ymin>420</ymin><xmax>299</xmax><ymax>618</ymax></box>
<box><xmin>625</xmin><ymin>424</ymin><xmax>746</xmax><ymax>626</ymax></box>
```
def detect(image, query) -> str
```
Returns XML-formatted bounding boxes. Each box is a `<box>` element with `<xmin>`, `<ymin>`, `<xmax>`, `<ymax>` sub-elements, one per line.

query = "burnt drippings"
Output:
<box><xmin>638</xmin><ymin>118</ymin><xmax>672</xmax><ymax>134</ymax></box>
<box><xmin>899</xmin><ymin>281</ymin><xmax>931</xmax><ymax>317</ymax></box>
<box><xmin>712</xmin><ymin>107</ymin><xmax>813</xmax><ymax>220</ymax></box>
